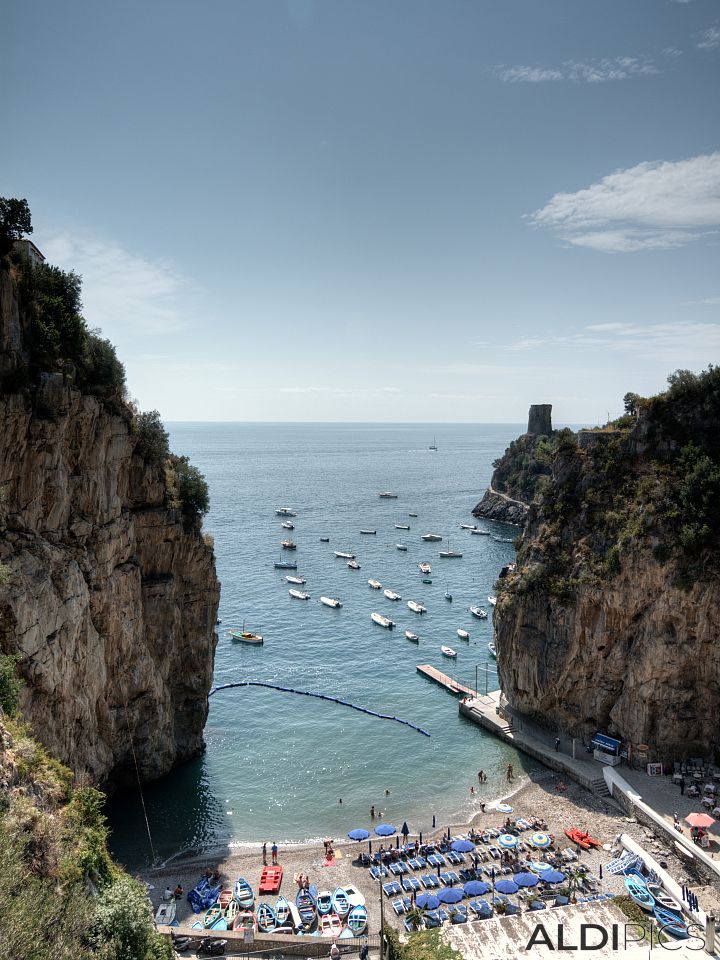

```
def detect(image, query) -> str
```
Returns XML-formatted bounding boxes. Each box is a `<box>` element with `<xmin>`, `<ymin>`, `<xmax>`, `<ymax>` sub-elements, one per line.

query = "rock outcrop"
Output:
<box><xmin>0</xmin><ymin>263</ymin><xmax>220</xmax><ymax>789</ymax></box>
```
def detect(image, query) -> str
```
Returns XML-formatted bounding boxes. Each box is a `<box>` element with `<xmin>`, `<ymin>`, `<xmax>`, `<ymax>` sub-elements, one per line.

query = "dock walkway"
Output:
<box><xmin>416</xmin><ymin>663</ymin><xmax>477</xmax><ymax>698</ymax></box>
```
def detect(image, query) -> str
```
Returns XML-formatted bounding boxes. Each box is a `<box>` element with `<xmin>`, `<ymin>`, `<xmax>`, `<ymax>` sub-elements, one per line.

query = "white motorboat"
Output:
<box><xmin>405</xmin><ymin>630</ymin><xmax>419</xmax><ymax>643</ymax></box>
<box><xmin>470</xmin><ymin>606</ymin><xmax>488</xmax><ymax>619</ymax></box>
<box><xmin>383</xmin><ymin>589</ymin><xmax>401</xmax><ymax>601</ymax></box>
<box><xmin>378</xmin><ymin>492</ymin><xmax>398</xmax><ymax>499</ymax></box>
<box><xmin>395</xmin><ymin>523</ymin><xmax>410</xmax><ymax>530</ymax></box>
<box><xmin>360</xmin><ymin>529</ymin><xmax>376</xmax><ymax>535</ymax></box>
<box><xmin>440</xmin><ymin>541</ymin><xmax>463</xmax><ymax>558</ymax></box>
<box><xmin>281</xmin><ymin>539</ymin><xmax>297</xmax><ymax>550</ymax></box>
<box><xmin>419</xmin><ymin>562</ymin><xmax>432</xmax><ymax>575</ymax></box>
<box><xmin>470</xmin><ymin>528</ymin><xmax>490</xmax><ymax>535</ymax></box>
<box><xmin>457</xmin><ymin>629</ymin><xmax>469</xmax><ymax>640</ymax></box>
<box><xmin>276</xmin><ymin>507</ymin><xmax>297</xmax><ymax>516</ymax></box>
<box><xmin>347</xmin><ymin>559</ymin><xmax>361</xmax><ymax>570</ymax></box>
<box><xmin>320</xmin><ymin>536</ymin><xmax>330</xmax><ymax>542</ymax></box>
<box><xmin>289</xmin><ymin>589</ymin><xmax>310</xmax><ymax>600</ymax></box>
<box><xmin>445</xmin><ymin>587</ymin><xmax>453</xmax><ymax>601</ymax></box>
<box><xmin>285</xmin><ymin>575</ymin><xmax>306</xmax><ymax>584</ymax></box>
<box><xmin>459</xmin><ymin>524</ymin><xmax>477</xmax><ymax>530</ymax></box>
<box><xmin>488</xmin><ymin>642</ymin><xmax>497</xmax><ymax>658</ymax></box>
<box><xmin>396</xmin><ymin>543</ymin><xmax>408</xmax><ymax>551</ymax></box>
<box><xmin>371</xmin><ymin>612</ymin><xmax>395</xmax><ymax>629</ymax></box>
<box><xmin>368</xmin><ymin>579</ymin><xmax>382</xmax><ymax>589</ymax></box>
<box><xmin>281</xmin><ymin>520</ymin><xmax>295</xmax><ymax>530</ymax></box>
<box><xmin>488</xmin><ymin>596</ymin><xmax>497</xmax><ymax>606</ymax></box>
<box><xmin>407</xmin><ymin>600</ymin><xmax>427</xmax><ymax>614</ymax></box>
<box><xmin>441</xmin><ymin>645</ymin><xmax>457</xmax><ymax>658</ymax></box>
<box><xmin>421</xmin><ymin>533</ymin><xmax>442</xmax><ymax>542</ymax></box>
<box><xmin>334</xmin><ymin>550</ymin><xmax>355</xmax><ymax>559</ymax></box>
<box><xmin>319</xmin><ymin>596</ymin><xmax>342</xmax><ymax>608</ymax></box>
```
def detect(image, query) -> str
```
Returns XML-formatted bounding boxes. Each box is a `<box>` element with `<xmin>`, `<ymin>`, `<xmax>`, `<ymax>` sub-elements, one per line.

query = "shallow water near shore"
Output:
<box><xmin>107</xmin><ymin>422</ymin><xmax>541</xmax><ymax>868</ymax></box>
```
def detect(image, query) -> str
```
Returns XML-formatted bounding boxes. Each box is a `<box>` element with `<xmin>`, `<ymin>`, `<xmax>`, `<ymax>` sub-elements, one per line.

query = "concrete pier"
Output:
<box><xmin>416</xmin><ymin>663</ymin><xmax>477</xmax><ymax>697</ymax></box>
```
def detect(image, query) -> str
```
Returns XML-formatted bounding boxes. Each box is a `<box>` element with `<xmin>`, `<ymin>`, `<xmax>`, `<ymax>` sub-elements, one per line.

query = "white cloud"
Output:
<box><xmin>37</xmin><ymin>230</ymin><xmax>192</xmax><ymax>335</ymax></box>
<box><xmin>529</xmin><ymin>152</ymin><xmax>720</xmax><ymax>252</ymax></box>
<box><xmin>697</xmin><ymin>26</ymin><xmax>720</xmax><ymax>49</ymax></box>
<box><xmin>496</xmin><ymin>56</ymin><xmax>658</xmax><ymax>84</ymax></box>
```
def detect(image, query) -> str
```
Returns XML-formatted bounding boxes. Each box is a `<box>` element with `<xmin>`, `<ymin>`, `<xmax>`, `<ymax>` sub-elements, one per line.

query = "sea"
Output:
<box><xmin>107</xmin><ymin>422</ymin><xmax>540</xmax><ymax>868</ymax></box>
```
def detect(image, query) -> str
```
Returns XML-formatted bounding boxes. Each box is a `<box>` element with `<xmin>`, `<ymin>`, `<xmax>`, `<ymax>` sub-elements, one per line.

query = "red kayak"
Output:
<box><xmin>564</xmin><ymin>827</ymin><xmax>600</xmax><ymax>849</ymax></box>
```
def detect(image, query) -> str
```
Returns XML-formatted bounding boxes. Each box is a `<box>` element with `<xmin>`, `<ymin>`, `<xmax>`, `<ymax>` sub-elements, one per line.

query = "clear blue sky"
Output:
<box><xmin>4</xmin><ymin>0</ymin><xmax>719</xmax><ymax>421</ymax></box>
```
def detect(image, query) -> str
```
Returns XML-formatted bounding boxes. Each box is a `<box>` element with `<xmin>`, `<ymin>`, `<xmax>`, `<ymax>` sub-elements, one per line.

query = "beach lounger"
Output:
<box><xmin>468</xmin><ymin>900</ymin><xmax>492</xmax><ymax>918</ymax></box>
<box><xmin>383</xmin><ymin>882</ymin><xmax>402</xmax><ymax>898</ymax></box>
<box><xmin>424</xmin><ymin>911</ymin><xmax>441</xmax><ymax>929</ymax></box>
<box><xmin>458</xmin><ymin>869</ymin><xmax>474</xmax><ymax>883</ymax></box>
<box><xmin>605</xmin><ymin>852</ymin><xmax>637</xmax><ymax>874</ymax></box>
<box><xmin>426</xmin><ymin>854</ymin><xmax>445</xmax><ymax>867</ymax></box>
<box><xmin>436</xmin><ymin>908</ymin><xmax>449</xmax><ymax>923</ymax></box>
<box><xmin>561</xmin><ymin>847</ymin><xmax>579</xmax><ymax>862</ymax></box>
<box><xmin>488</xmin><ymin>846</ymin><xmax>501</xmax><ymax>859</ymax></box>
<box><xmin>402</xmin><ymin>877</ymin><xmax>422</xmax><ymax>892</ymax></box>
<box><xmin>441</xmin><ymin>871</ymin><xmax>460</xmax><ymax>886</ymax></box>
<box><xmin>447</xmin><ymin>851</ymin><xmax>465</xmax><ymax>865</ymax></box>
<box><xmin>451</xmin><ymin>908</ymin><xmax>468</xmax><ymax>924</ymax></box>
<box><xmin>370</xmin><ymin>866</ymin><xmax>388</xmax><ymax>881</ymax></box>
<box><xmin>420</xmin><ymin>875</ymin><xmax>440</xmax><ymax>889</ymax></box>
<box><xmin>391</xmin><ymin>899</ymin><xmax>407</xmax><ymax>916</ymax></box>
<box><xmin>515</xmin><ymin>819</ymin><xmax>531</xmax><ymax>831</ymax></box>
<box><xmin>389</xmin><ymin>862</ymin><xmax>408</xmax><ymax>875</ymax></box>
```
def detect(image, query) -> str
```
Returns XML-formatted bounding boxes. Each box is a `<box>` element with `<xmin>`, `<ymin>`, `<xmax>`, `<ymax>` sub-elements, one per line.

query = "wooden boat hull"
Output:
<box><xmin>233</xmin><ymin>877</ymin><xmax>254</xmax><ymax>909</ymax></box>
<box><xmin>654</xmin><ymin>906</ymin><xmax>689</xmax><ymax>938</ymax></box>
<box><xmin>256</xmin><ymin>902</ymin><xmax>278</xmax><ymax>932</ymax></box>
<box><xmin>624</xmin><ymin>876</ymin><xmax>655</xmax><ymax>912</ymax></box>
<box><xmin>347</xmin><ymin>904</ymin><xmax>368</xmax><ymax>934</ymax></box>
<box><xmin>316</xmin><ymin>891</ymin><xmax>333</xmax><ymax>915</ymax></box>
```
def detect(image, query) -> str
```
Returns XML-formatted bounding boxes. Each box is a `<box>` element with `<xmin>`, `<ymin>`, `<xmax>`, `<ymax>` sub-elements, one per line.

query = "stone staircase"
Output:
<box><xmin>590</xmin><ymin>775</ymin><xmax>610</xmax><ymax>797</ymax></box>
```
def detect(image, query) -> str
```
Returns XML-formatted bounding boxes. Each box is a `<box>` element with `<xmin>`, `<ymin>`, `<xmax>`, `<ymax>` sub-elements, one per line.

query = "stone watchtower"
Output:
<box><xmin>527</xmin><ymin>404</ymin><xmax>552</xmax><ymax>436</ymax></box>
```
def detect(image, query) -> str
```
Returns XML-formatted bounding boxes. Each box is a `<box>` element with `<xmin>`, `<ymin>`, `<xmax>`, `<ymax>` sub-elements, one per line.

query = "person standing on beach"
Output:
<box><xmin>506</xmin><ymin>763</ymin><xmax>514</xmax><ymax>782</ymax></box>
<box><xmin>271</xmin><ymin>842</ymin><xmax>278</xmax><ymax>865</ymax></box>
<box><xmin>262</xmin><ymin>842</ymin><xmax>267</xmax><ymax>865</ymax></box>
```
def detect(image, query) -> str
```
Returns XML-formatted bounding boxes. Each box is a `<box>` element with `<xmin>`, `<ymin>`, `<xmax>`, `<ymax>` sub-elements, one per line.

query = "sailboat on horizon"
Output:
<box><xmin>429</xmin><ymin>435</ymin><xmax>438</xmax><ymax>451</ymax></box>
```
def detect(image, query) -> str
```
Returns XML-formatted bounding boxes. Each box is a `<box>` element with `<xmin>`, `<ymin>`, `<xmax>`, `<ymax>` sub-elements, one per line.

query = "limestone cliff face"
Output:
<box><xmin>0</xmin><ymin>266</ymin><xmax>220</xmax><ymax>789</ymax></box>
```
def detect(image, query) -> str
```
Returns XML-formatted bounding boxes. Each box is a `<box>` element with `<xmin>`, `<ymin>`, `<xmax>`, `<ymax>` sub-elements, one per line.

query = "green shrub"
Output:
<box><xmin>79</xmin><ymin>330</ymin><xmax>127</xmax><ymax>406</ymax></box>
<box><xmin>166</xmin><ymin>454</ymin><xmax>209</xmax><ymax>526</ymax></box>
<box><xmin>90</xmin><ymin>874</ymin><xmax>156</xmax><ymax>960</ymax></box>
<box><xmin>0</xmin><ymin>653</ymin><xmax>22</xmax><ymax>715</ymax></box>
<box><xmin>133</xmin><ymin>410</ymin><xmax>170</xmax><ymax>465</ymax></box>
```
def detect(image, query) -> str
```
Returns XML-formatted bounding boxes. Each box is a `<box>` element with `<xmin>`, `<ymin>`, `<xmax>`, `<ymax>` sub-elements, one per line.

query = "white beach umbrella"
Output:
<box><xmin>498</xmin><ymin>833</ymin><xmax>519</xmax><ymax>849</ymax></box>
<box><xmin>531</xmin><ymin>832</ymin><xmax>552</xmax><ymax>848</ymax></box>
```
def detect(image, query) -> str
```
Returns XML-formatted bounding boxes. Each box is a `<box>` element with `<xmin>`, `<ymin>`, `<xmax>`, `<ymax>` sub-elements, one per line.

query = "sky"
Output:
<box><xmin>3</xmin><ymin>0</ymin><xmax>719</xmax><ymax>422</ymax></box>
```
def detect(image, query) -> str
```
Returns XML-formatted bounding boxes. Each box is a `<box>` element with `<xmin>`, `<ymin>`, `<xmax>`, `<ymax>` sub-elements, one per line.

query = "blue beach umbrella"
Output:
<box><xmin>416</xmin><ymin>893</ymin><xmax>440</xmax><ymax>910</ymax></box>
<box><xmin>374</xmin><ymin>824</ymin><xmax>397</xmax><ymax>837</ymax></box>
<box><xmin>543</xmin><ymin>870</ymin><xmax>566</xmax><ymax>884</ymax></box>
<box><xmin>348</xmin><ymin>829</ymin><xmax>370</xmax><ymax>841</ymax></box>
<box><xmin>463</xmin><ymin>880</ymin><xmax>490</xmax><ymax>897</ymax></box>
<box><xmin>437</xmin><ymin>888</ymin><xmax>464</xmax><ymax>904</ymax></box>
<box><xmin>531</xmin><ymin>832</ymin><xmax>552</xmax><ymax>849</ymax></box>
<box><xmin>498</xmin><ymin>833</ymin><xmax>519</xmax><ymax>849</ymax></box>
<box><xmin>495</xmin><ymin>879</ymin><xmax>519</xmax><ymax>895</ymax></box>
<box><xmin>514</xmin><ymin>872</ymin><xmax>539</xmax><ymax>888</ymax></box>
<box><xmin>451</xmin><ymin>839</ymin><xmax>475</xmax><ymax>853</ymax></box>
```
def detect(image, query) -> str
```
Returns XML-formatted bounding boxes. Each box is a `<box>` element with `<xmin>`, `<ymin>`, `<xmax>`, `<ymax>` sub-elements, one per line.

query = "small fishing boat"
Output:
<box><xmin>457</xmin><ymin>629</ymin><xmax>469</xmax><ymax>640</ymax></box>
<box><xmin>287</xmin><ymin>901</ymin><xmax>303</xmax><ymax>931</ymax></box>
<box><xmin>368</xmin><ymin>579</ymin><xmax>382</xmax><ymax>589</ymax></box>
<box><xmin>409</xmin><ymin>512</ymin><xmax>418</xmax><ymax>517</ymax></box>
<box><xmin>488</xmin><ymin>642</ymin><xmax>497</xmax><ymax>658</ymax></box>
<box><xmin>395</xmin><ymin>523</ymin><xmax>410</xmax><ymax>530</ymax></box>
<box><xmin>224</xmin><ymin>898</ymin><xmax>239</xmax><ymax>927</ymax></box>
<box><xmin>289</xmin><ymin>589</ymin><xmax>310</xmax><ymax>600</ymax></box>
<box><xmin>460</xmin><ymin>524</ymin><xmax>477</xmax><ymax>530</ymax></box>
<box><xmin>296</xmin><ymin>889</ymin><xmax>316</xmax><ymax>927</ymax></box>
<box><xmin>256</xmin><ymin>902</ymin><xmax>278</xmax><ymax>932</ymax></box>
<box><xmin>383</xmin><ymin>589</ymin><xmax>401</xmax><ymax>601</ymax></box>
<box><xmin>347</xmin><ymin>904</ymin><xmax>368</xmax><ymax>935</ymax></box>
<box><xmin>488</xmin><ymin>596</ymin><xmax>497</xmax><ymax>605</ymax></box>
<box><xmin>319</xmin><ymin>596</ymin><xmax>342</xmax><ymax>608</ymax></box>
<box><xmin>347</xmin><ymin>559</ymin><xmax>361</xmax><ymax>570</ymax></box>
<box><xmin>441</xmin><ymin>645</ymin><xmax>457</xmax><ymax>658</ymax></box>
<box><xmin>286</xmin><ymin>575</ymin><xmax>306</xmax><ymax>584</ymax></box>
<box><xmin>407</xmin><ymin>600</ymin><xmax>427</xmax><ymax>614</ymax></box>
<box><xmin>319</xmin><ymin>914</ymin><xmax>343</xmax><ymax>937</ymax></box>
<box><xmin>405</xmin><ymin>630</ymin><xmax>419</xmax><ymax>643</ymax></box>
<box><xmin>470</xmin><ymin>528</ymin><xmax>490</xmax><ymax>535</ymax></box>
<box><xmin>316</xmin><ymin>890</ymin><xmax>333</xmax><ymax>915</ymax></box>
<box><xmin>440</xmin><ymin>543</ymin><xmax>463</xmax><ymax>558</ymax></box>
<box><xmin>396</xmin><ymin>543</ymin><xmax>408</xmax><ymax>551</ymax></box>
<box><xmin>624</xmin><ymin>874</ymin><xmax>655</xmax><ymax>912</ymax></box>
<box><xmin>419</xmin><ymin>562</ymin><xmax>432</xmax><ymax>574</ymax></box>
<box><xmin>229</xmin><ymin>627</ymin><xmax>263</xmax><ymax>645</ymax></box>
<box><xmin>445</xmin><ymin>587</ymin><xmax>453</xmax><ymax>601</ymax></box>
<box><xmin>203</xmin><ymin>904</ymin><xmax>223</xmax><ymax>928</ymax></box>
<box><xmin>276</xmin><ymin>507</ymin><xmax>297</xmax><ymax>516</ymax></box>
<box><xmin>281</xmin><ymin>520</ymin><xmax>294</xmax><ymax>530</ymax></box>
<box><xmin>344</xmin><ymin>884</ymin><xmax>365</xmax><ymax>907</ymax></box>
<box><xmin>234</xmin><ymin>876</ymin><xmax>254</xmax><ymax>909</ymax></box>
<box><xmin>421</xmin><ymin>533</ymin><xmax>442</xmax><ymax>542</ymax></box>
<box><xmin>378</xmin><ymin>492</ymin><xmax>398</xmax><ymax>499</ymax></box>
<box><xmin>275</xmin><ymin>896</ymin><xmax>291</xmax><ymax>926</ymax></box>
<box><xmin>155</xmin><ymin>900</ymin><xmax>176</xmax><ymax>925</ymax></box>
<box><xmin>332</xmin><ymin>888</ymin><xmax>350</xmax><ymax>917</ymax></box>
<box><xmin>647</xmin><ymin>883</ymin><xmax>683</xmax><ymax>915</ymax></box>
<box><xmin>319</xmin><ymin>537</ymin><xmax>330</xmax><ymax>542</ymax></box>
<box><xmin>274</xmin><ymin>560</ymin><xmax>298</xmax><ymax>569</ymax></box>
<box><xmin>360</xmin><ymin>529</ymin><xmax>376</xmax><ymax>535</ymax></box>
<box><xmin>470</xmin><ymin>606</ymin><xmax>488</xmax><ymax>619</ymax></box>
<box><xmin>334</xmin><ymin>550</ymin><xmax>355</xmax><ymax>559</ymax></box>
<box><xmin>653</xmin><ymin>905</ymin><xmax>689</xmax><ymax>938</ymax></box>
<box><xmin>371</xmin><ymin>612</ymin><xmax>395</xmax><ymax>629</ymax></box>
<box><xmin>234</xmin><ymin>911</ymin><xmax>256</xmax><ymax>932</ymax></box>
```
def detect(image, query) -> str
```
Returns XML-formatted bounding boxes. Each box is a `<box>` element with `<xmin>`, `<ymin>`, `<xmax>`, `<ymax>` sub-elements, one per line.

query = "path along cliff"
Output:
<box><xmin>0</xmin><ymin>248</ymin><xmax>220</xmax><ymax>790</ymax></box>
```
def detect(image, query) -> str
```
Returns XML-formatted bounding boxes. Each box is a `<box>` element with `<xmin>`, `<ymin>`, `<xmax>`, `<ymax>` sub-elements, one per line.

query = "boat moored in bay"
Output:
<box><xmin>371</xmin><ymin>612</ymin><xmax>395</xmax><ymax>629</ymax></box>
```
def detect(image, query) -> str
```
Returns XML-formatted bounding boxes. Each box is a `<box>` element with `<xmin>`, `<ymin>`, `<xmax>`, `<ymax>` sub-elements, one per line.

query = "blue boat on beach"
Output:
<box><xmin>347</xmin><ymin>904</ymin><xmax>368</xmax><ymax>934</ymax></box>
<box><xmin>316</xmin><ymin>890</ymin><xmax>333</xmax><ymax>915</ymax></box>
<box><xmin>296</xmin><ymin>889</ymin><xmax>317</xmax><ymax>928</ymax></box>
<box><xmin>256</xmin><ymin>902</ymin><xmax>277</xmax><ymax>932</ymax></box>
<box><xmin>653</xmin><ymin>905</ymin><xmax>689</xmax><ymax>939</ymax></box>
<box><xmin>234</xmin><ymin>876</ymin><xmax>254</xmax><ymax>909</ymax></box>
<box><xmin>623</xmin><ymin>873</ymin><xmax>654</xmax><ymax>911</ymax></box>
<box><xmin>275</xmin><ymin>896</ymin><xmax>290</xmax><ymax>926</ymax></box>
<box><xmin>332</xmin><ymin>888</ymin><xmax>350</xmax><ymax>917</ymax></box>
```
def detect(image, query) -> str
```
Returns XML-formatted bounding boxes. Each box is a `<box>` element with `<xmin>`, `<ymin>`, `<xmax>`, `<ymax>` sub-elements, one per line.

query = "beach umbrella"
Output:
<box><xmin>529</xmin><ymin>861</ymin><xmax>554</xmax><ymax>874</ymax></box>
<box><xmin>496</xmin><ymin>803</ymin><xmax>513</xmax><ymax>814</ymax></box>
<box><xmin>416</xmin><ymin>893</ymin><xmax>440</xmax><ymax>910</ymax></box>
<box><xmin>463</xmin><ymin>880</ymin><xmax>490</xmax><ymax>897</ymax></box>
<box><xmin>348</xmin><ymin>829</ymin><xmax>370</xmax><ymax>841</ymax></box>
<box><xmin>685</xmin><ymin>813</ymin><xmax>715</xmax><ymax>828</ymax></box>
<box><xmin>451</xmin><ymin>839</ymin><xmax>475</xmax><ymax>853</ymax></box>
<box><xmin>437</xmin><ymin>888</ymin><xmax>464</xmax><ymax>904</ymax></box>
<box><xmin>513</xmin><ymin>872</ymin><xmax>539</xmax><ymax>888</ymax></box>
<box><xmin>498</xmin><ymin>834</ymin><xmax>519</xmax><ymax>849</ymax></box>
<box><xmin>543</xmin><ymin>870</ymin><xmax>566</xmax><ymax>884</ymax></box>
<box><xmin>531</xmin><ymin>832</ymin><xmax>552</xmax><ymax>848</ymax></box>
<box><xmin>495</xmin><ymin>879</ymin><xmax>519</xmax><ymax>895</ymax></box>
<box><xmin>401</xmin><ymin>821</ymin><xmax>410</xmax><ymax>838</ymax></box>
<box><xmin>374</xmin><ymin>823</ymin><xmax>397</xmax><ymax>837</ymax></box>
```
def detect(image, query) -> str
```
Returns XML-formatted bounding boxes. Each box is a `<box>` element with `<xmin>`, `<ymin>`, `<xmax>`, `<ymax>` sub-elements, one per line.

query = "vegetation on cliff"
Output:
<box><xmin>490</xmin><ymin>429</ymin><xmax>576</xmax><ymax>505</ymax></box>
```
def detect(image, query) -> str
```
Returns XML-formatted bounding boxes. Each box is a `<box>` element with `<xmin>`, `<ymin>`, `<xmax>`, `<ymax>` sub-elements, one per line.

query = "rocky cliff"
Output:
<box><xmin>494</xmin><ymin>371</ymin><xmax>720</xmax><ymax>763</ymax></box>
<box><xmin>0</xmin><ymin>256</ymin><xmax>220</xmax><ymax>789</ymax></box>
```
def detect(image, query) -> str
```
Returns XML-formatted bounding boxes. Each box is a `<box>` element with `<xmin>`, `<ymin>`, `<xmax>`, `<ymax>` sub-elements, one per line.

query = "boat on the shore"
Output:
<box><xmin>405</xmin><ymin>630</ymin><xmax>419</xmax><ymax>643</ymax></box>
<box><xmin>395</xmin><ymin>523</ymin><xmax>410</xmax><ymax>530</ymax></box>
<box><xmin>289</xmin><ymin>589</ymin><xmax>310</xmax><ymax>600</ymax></box>
<box><xmin>275</xmin><ymin>896</ymin><xmax>290</xmax><ymax>926</ymax></box>
<box><xmin>203</xmin><ymin>904</ymin><xmax>224</xmax><ymax>929</ymax></box>
<box><xmin>383</xmin><ymin>589</ymin><xmax>401</xmax><ymax>601</ymax></box>
<box><xmin>421</xmin><ymin>533</ymin><xmax>442</xmax><ymax>542</ymax></box>
<box><xmin>457</xmin><ymin>629</ymin><xmax>469</xmax><ymax>640</ymax></box>
<box><xmin>653</xmin><ymin>905</ymin><xmax>689</xmax><ymax>938</ymax></box>
<box><xmin>378</xmin><ymin>491</ymin><xmax>398</xmax><ymax>499</ymax></box>
<box><xmin>319</xmin><ymin>596</ymin><xmax>342</xmax><ymax>608</ymax></box>
<box><xmin>332</xmin><ymin>888</ymin><xmax>350</xmax><ymax>917</ymax></box>
<box><xmin>470</xmin><ymin>606</ymin><xmax>488</xmax><ymax>619</ymax></box>
<box><xmin>256</xmin><ymin>902</ymin><xmax>278</xmax><ymax>932</ymax></box>
<box><xmin>396</xmin><ymin>543</ymin><xmax>408</xmax><ymax>551</ymax></box>
<box><xmin>155</xmin><ymin>900</ymin><xmax>176</xmax><ymax>925</ymax></box>
<box><xmin>234</xmin><ymin>877</ymin><xmax>254</xmax><ymax>909</ymax></box>
<box><xmin>360</xmin><ymin>529</ymin><xmax>376</xmax><ymax>535</ymax></box>
<box><xmin>276</xmin><ymin>507</ymin><xmax>297</xmax><ymax>516</ymax></box>
<box><xmin>488</xmin><ymin>595</ymin><xmax>497</xmax><ymax>605</ymax></box>
<box><xmin>274</xmin><ymin>560</ymin><xmax>298</xmax><ymax>569</ymax></box>
<box><xmin>316</xmin><ymin>890</ymin><xmax>333</xmax><ymax>915</ymax></box>
<box><xmin>224</xmin><ymin>898</ymin><xmax>239</xmax><ymax>927</ymax></box>
<box><xmin>488</xmin><ymin>642</ymin><xmax>497</xmax><ymax>658</ymax></box>
<box><xmin>441</xmin><ymin>645</ymin><xmax>457</xmax><ymax>658</ymax></box>
<box><xmin>334</xmin><ymin>550</ymin><xmax>355</xmax><ymax>559</ymax></box>
<box><xmin>347</xmin><ymin>559</ymin><xmax>360</xmax><ymax>570</ymax></box>
<box><xmin>371</xmin><ymin>612</ymin><xmax>395</xmax><ymax>629</ymax></box>
<box><xmin>319</xmin><ymin>914</ymin><xmax>342</xmax><ymax>936</ymax></box>
<box><xmin>286</xmin><ymin>575</ymin><xmax>306</xmax><ymax>584</ymax></box>
<box><xmin>281</xmin><ymin>539</ymin><xmax>297</xmax><ymax>550</ymax></box>
<box><xmin>296</xmin><ymin>889</ymin><xmax>316</xmax><ymax>928</ymax></box>
<box><xmin>624</xmin><ymin>874</ymin><xmax>655</xmax><ymax>912</ymax></box>
<box><xmin>368</xmin><ymin>579</ymin><xmax>382</xmax><ymax>589</ymax></box>
<box><xmin>564</xmin><ymin>827</ymin><xmax>600</xmax><ymax>849</ymax></box>
<box><xmin>419</xmin><ymin>562</ymin><xmax>432</xmax><ymax>574</ymax></box>
<box><xmin>347</xmin><ymin>904</ymin><xmax>368</xmax><ymax>934</ymax></box>
<box><xmin>407</xmin><ymin>600</ymin><xmax>426</xmax><ymax>614</ymax></box>
<box><xmin>647</xmin><ymin>883</ymin><xmax>682</xmax><ymax>915</ymax></box>
<box><xmin>230</xmin><ymin>627</ymin><xmax>264</xmax><ymax>645</ymax></box>
<box><xmin>281</xmin><ymin>520</ymin><xmax>294</xmax><ymax>530</ymax></box>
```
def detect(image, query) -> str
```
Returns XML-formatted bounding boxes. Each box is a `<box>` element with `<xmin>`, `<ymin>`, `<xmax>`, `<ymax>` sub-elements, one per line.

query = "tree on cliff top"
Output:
<box><xmin>0</xmin><ymin>197</ymin><xmax>32</xmax><ymax>257</ymax></box>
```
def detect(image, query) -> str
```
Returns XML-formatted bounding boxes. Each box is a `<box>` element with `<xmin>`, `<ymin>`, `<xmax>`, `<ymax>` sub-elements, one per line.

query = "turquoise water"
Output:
<box><xmin>107</xmin><ymin>423</ymin><xmax>536</xmax><ymax>867</ymax></box>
